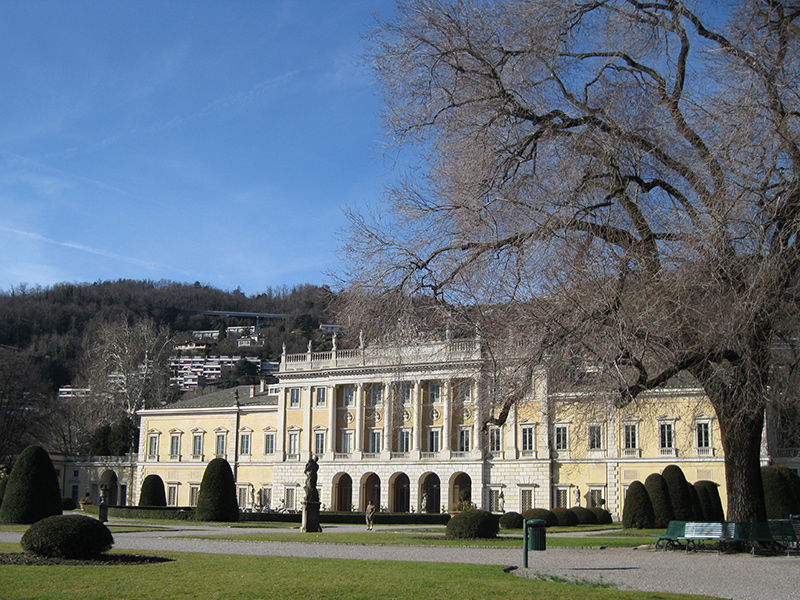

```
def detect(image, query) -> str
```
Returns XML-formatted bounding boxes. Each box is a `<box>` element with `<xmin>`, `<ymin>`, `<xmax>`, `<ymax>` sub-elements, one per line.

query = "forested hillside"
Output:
<box><xmin>0</xmin><ymin>279</ymin><xmax>336</xmax><ymax>392</ymax></box>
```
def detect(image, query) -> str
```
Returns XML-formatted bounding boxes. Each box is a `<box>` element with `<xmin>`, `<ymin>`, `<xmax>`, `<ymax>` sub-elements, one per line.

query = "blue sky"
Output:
<box><xmin>0</xmin><ymin>0</ymin><xmax>394</xmax><ymax>295</ymax></box>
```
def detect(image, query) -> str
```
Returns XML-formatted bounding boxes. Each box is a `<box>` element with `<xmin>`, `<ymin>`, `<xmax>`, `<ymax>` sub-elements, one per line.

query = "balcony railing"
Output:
<box><xmin>659</xmin><ymin>447</ymin><xmax>677</xmax><ymax>457</ymax></box>
<box><xmin>622</xmin><ymin>448</ymin><xmax>641</xmax><ymax>458</ymax></box>
<box><xmin>696</xmin><ymin>447</ymin><xmax>715</xmax><ymax>457</ymax></box>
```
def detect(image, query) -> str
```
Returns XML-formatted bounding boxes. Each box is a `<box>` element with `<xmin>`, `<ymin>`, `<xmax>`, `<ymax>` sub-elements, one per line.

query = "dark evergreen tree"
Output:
<box><xmin>644</xmin><ymin>473</ymin><xmax>674</xmax><ymax>528</ymax></box>
<box><xmin>694</xmin><ymin>481</ymin><xmax>725</xmax><ymax>521</ymax></box>
<box><xmin>0</xmin><ymin>476</ymin><xmax>7</xmax><ymax>508</ymax></box>
<box><xmin>622</xmin><ymin>480</ymin><xmax>655</xmax><ymax>529</ymax></box>
<box><xmin>686</xmin><ymin>480</ymin><xmax>704</xmax><ymax>520</ymax></box>
<box><xmin>195</xmin><ymin>458</ymin><xmax>238</xmax><ymax>522</ymax></box>
<box><xmin>761</xmin><ymin>466</ymin><xmax>800</xmax><ymax>520</ymax></box>
<box><xmin>138</xmin><ymin>474</ymin><xmax>167</xmax><ymax>507</ymax></box>
<box><xmin>661</xmin><ymin>465</ymin><xmax>694</xmax><ymax>521</ymax></box>
<box><xmin>0</xmin><ymin>445</ymin><xmax>62</xmax><ymax>524</ymax></box>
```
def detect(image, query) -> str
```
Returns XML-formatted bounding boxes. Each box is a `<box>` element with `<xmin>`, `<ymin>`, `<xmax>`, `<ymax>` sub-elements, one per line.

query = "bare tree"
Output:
<box><xmin>341</xmin><ymin>0</ymin><xmax>800</xmax><ymax>521</ymax></box>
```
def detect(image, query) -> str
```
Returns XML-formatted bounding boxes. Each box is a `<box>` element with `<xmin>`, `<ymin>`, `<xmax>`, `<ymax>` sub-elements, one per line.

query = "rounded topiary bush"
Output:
<box><xmin>139</xmin><ymin>474</ymin><xmax>167</xmax><ymax>507</ymax></box>
<box><xmin>686</xmin><ymin>480</ymin><xmax>704</xmax><ymax>520</ymax></box>
<box><xmin>551</xmin><ymin>507</ymin><xmax>579</xmax><ymax>526</ymax></box>
<box><xmin>588</xmin><ymin>507</ymin><xmax>613</xmax><ymax>525</ymax></box>
<box><xmin>661</xmin><ymin>465</ymin><xmax>693</xmax><ymax>521</ymax></box>
<box><xmin>445</xmin><ymin>509</ymin><xmax>499</xmax><ymax>539</ymax></box>
<box><xmin>0</xmin><ymin>445</ymin><xmax>62</xmax><ymax>524</ymax></box>
<box><xmin>21</xmin><ymin>514</ymin><xmax>114</xmax><ymax>558</ymax></box>
<box><xmin>762</xmin><ymin>466</ymin><xmax>800</xmax><ymax>519</ymax></box>
<box><xmin>571</xmin><ymin>506</ymin><xmax>599</xmax><ymax>525</ymax></box>
<box><xmin>521</xmin><ymin>508</ymin><xmax>558</xmax><ymax>527</ymax></box>
<box><xmin>694</xmin><ymin>480</ymin><xmax>725</xmax><ymax>521</ymax></box>
<box><xmin>644</xmin><ymin>473</ymin><xmax>674</xmax><ymax>528</ymax></box>
<box><xmin>622</xmin><ymin>480</ymin><xmax>655</xmax><ymax>529</ymax></box>
<box><xmin>498</xmin><ymin>511</ymin><xmax>524</xmax><ymax>530</ymax></box>
<box><xmin>62</xmin><ymin>497</ymin><xmax>78</xmax><ymax>511</ymax></box>
<box><xmin>195</xmin><ymin>458</ymin><xmax>239</xmax><ymax>522</ymax></box>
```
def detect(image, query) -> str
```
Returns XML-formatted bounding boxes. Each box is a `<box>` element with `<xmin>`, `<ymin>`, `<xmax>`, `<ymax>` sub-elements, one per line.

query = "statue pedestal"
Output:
<box><xmin>301</xmin><ymin>500</ymin><xmax>322</xmax><ymax>532</ymax></box>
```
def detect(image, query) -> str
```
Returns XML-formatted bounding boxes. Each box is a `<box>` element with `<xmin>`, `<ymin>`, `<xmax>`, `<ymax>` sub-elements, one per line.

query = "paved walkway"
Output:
<box><xmin>3</xmin><ymin>522</ymin><xmax>800</xmax><ymax>599</ymax></box>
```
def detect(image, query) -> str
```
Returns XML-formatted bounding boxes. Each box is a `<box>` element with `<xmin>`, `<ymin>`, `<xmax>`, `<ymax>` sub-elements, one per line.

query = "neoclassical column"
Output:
<box><xmin>382</xmin><ymin>381</ymin><xmax>393</xmax><ymax>459</ymax></box>
<box><xmin>276</xmin><ymin>388</ymin><xmax>287</xmax><ymax>459</ymax></box>
<box><xmin>442</xmin><ymin>379</ymin><xmax>452</xmax><ymax>454</ymax></box>
<box><xmin>327</xmin><ymin>385</ymin><xmax>336</xmax><ymax>455</ymax></box>
<box><xmin>412</xmin><ymin>380</ymin><xmax>422</xmax><ymax>459</ymax></box>
<box><xmin>471</xmin><ymin>378</ymin><xmax>482</xmax><ymax>457</ymax></box>
<box><xmin>355</xmin><ymin>382</ymin><xmax>365</xmax><ymax>457</ymax></box>
<box><xmin>303</xmin><ymin>386</ymin><xmax>312</xmax><ymax>461</ymax></box>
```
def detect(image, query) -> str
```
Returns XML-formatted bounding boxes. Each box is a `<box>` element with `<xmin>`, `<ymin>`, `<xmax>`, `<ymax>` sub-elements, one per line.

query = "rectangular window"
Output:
<box><xmin>240</xmin><ymin>433</ymin><xmax>251</xmax><ymax>456</ymax></box>
<box><xmin>521</xmin><ymin>426</ymin><xmax>535</xmax><ymax>452</ymax></box>
<box><xmin>428</xmin><ymin>429</ymin><xmax>440</xmax><ymax>453</ymax></box>
<box><xmin>554</xmin><ymin>425</ymin><xmax>569</xmax><ymax>451</ymax></box>
<box><xmin>554</xmin><ymin>488</ymin><xmax>567</xmax><ymax>508</ymax></box>
<box><xmin>588</xmin><ymin>425</ymin><xmax>603</xmax><ymax>450</ymax></box>
<box><xmin>369</xmin><ymin>430</ymin><xmax>382</xmax><ymax>453</ymax></box>
<box><xmin>520</xmin><ymin>489</ymin><xmax>533</xmax><ymax>512</ymax></box>
<box><xmin>399</xmin><ymin>383</ymin><xmax>413</xmax><ymax>405</ymax></box>
<box><xmin>588</xmin><ymin>489</ymin><xmax>603</xmax><ymax>508</ymax></box>
<box><xmin>458</xmin><ymin>429</ymin><xmax>470</xmax><ymax>452</ymax></box>
<box><xmin>167</xmin><ymin>484</ymin><xmax>178</xmax><ymax>507</ymax></box>
<box><xmin>315</xmin><ymin>431</ymin><xmax>326</xmax><ymax>456</ymax></box>
<box><xmin>148</xmin><ymin>435</ymin><xmax>158</xmax><ymax>458</ymax></box>
<box><xmin>289</xmin><ymin>388</ymin><xmax>301</xmax><ymax>408</ymax></box>
<box><xmin>237</xmin><ymin>486</ymin><xmax>249</xmax><ymax>509</ymax></box>
<box><xmin>315</xmin><ymin>387</ymin><xmax>326</xmax><ymax>407</ymax></box>
<box><xmin>458</xmin><ymin>381</ymin><xmax>472</xmax><ymax>403</ymax></box>
<box><xmin>624</xmin><ymin>424</ymin><xmax>638</xmax><ymax>449</ymax></box>
<box><xmin>285</xmin><ymin>487</ymin><xmax>296</xmax><ymax>511</ymax></box>
<box><xmin>398</xmin><ymin>430</ymin><xmax>411</xmax><ymax>453</ymax></box>
<box><xmin>287</xmin><ymin>432</ymin><xmax>299</xmax><ymax>456</ymax></box>
<box><xmin>342</xmin><ymin>430</ymin><xmax>353</xmax><ymax>454</ymax></box>
<box><xmin>189</xmin><ymin>485</ymin><xmax>200</xmax><ymax>507</ymax></box>
<box><xmin>72</xmin><ymin>469</ymin><xmax>79</xmax><ymax>479</ymax></box>
<box><xmin>659</xmin><ymin>423</ymin><xmax>674</xmax><ymax>449</ymax></box>
<box><xmin>697</xmin><ymin>422</ymin><xmax>710</xmax><ymax>448</ymax></box>
<box><xmin>427</xmin><ymin>382</ymin><xmax>441</xmax><ymax>403</ymax></box>
<box><xmin>369</xmin><ymin>384</ymin><xmax>383</xmax><ymax>406</ymax></box>
<box><xmin>264</xmin><ymin>432</ymin><xmax>275</xmax><ymax>455</ymax></box>
<box><xmin>489</xmin><ymin>489</ymin><xmax>501</xmax><ymax>512</ymax></box>
<box><xmin>259</xmin><ymin>487</ymin><xmax>272</xmax><ymax>510</ymax></box>
<box><xmin>215</xmin><ymin>433</ymin><xmax>226</xmax><ymax>456</ymax></box>
<box><xmin>192</xmin><ymin>434</ymin><xmax>203</xmax><ymax>457</ymax></box>
<box><xmin>489</xmin><ymin>427</ymin><xmax>502</xmax><ymax>453</ymax></box>
<box><xmin>342</xmin><ymin>385</ymin><xmax>355</xmax><ymax>407</ymax></box>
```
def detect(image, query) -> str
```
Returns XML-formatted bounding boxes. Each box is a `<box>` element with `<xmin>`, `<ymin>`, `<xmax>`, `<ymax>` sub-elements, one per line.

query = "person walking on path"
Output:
<box><xmin>365</xmin><ymin>500</ymin><xmax>376</xmax><ymax>530</ymax></box>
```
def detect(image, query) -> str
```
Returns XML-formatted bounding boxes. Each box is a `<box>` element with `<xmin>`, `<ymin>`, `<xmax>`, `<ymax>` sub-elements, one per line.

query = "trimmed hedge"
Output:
<box><xmin>0</xmin><ymin>445</ymin><xmax>62</xmax><ymax>524</ymax></box>
<box><xmin>551</xmin><ymin>507</ymin><xmax>579</xmax><ymax>526</ymax></box>
<box><xmin>62</xmin><ymin>497</ymin><xmax>78</xmax><ymax>511</ymax></box>
<box><xmin>694</xmin><ymin>480</ymin><xmax>725</xmax><ymax>521</ymax></box>
<box><xmin>521</xmin><ymin>508</ymin><xmax>558</xmax><ymax>527</ymax></box>
<box><xmin>588</xmin><ymin>507</ymin><xmax>613</xmax><ymax>525</ymax></box>
<box><xmin>195</xmin><ymin>458</ymin><xmax>239</xmax><ymax>522</ymax></box>
<box><xmin>139</xmin><ymin>474</ymin><xmax>167</xmax><ymax>507</ymax></box>
<box><xmin>762</xmin><ymin>465</ymin><xmax>800</xmax><ymax>519</ymax></box>
<box><xmin>686</xmin><ymin>481</ymin><xmax>704</xmax><ymax>520</ymax></box>
<box><xmin>571</xmin><ymin>506</ymin><xmax>599</xmax><ymax>525</ymax></box>
<box><xmin>0</xmin><ymin>477</ymin><xmax>7</xmax><ymax>507</ymax></box>
<box><xmin>445</xmin><ymin>509</ymin><xmax>498</xmax><ymax>539</ymax></box>
<box><xmin>498</xmin><ymin>511</ymin><xmax>524</xmax><ymax>529</ymax></box>
<box><xmin>644</xmin><ymin>473</ymin><xmax>674</xmax><ymax>528</ymax></box>
<box><xmin>622</xmin><ymin>480</ymin><xmax>655</xmax><ymax>529</ymax></box>
<box><xmin>661</xmin><ymin>465</ymin><xmax>693</xmax><ymax>521</ymax></box>
<box><xmin>21</xmin><ymin>514</ymin><xmax>113</xmax><ymax>558</ymax></box>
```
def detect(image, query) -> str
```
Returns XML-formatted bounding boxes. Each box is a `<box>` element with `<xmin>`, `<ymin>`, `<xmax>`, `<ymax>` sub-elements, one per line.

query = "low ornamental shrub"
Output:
<box><xmin>694</xmin><ymin>480</ymin><xmax>725</xmax><ymax>521</ymax></box>
<box><xmin>661</xmin><ymin>465</ymin><xmax>694</xmax><ymax>521</ymax></box>
<box><xmin>644</xmin><ymin>473</ymin><xmax>674</xmax><ymax>528</ymax></box>
<box><xmin>521</xmin><ymin>508</ymin><xmax>558</xmax><ymax>527</ymax></box>
<box><xmin>21</xmin><ymin>514</ymin><xmax>114</xmax><ymax>558</ymax></box>
<box><xmin>570</xmin><ymin>506</ymin><xmax>599</xmax><ymax>525</ymax></box>
<box><xmin>61</xmin><ymin>497</ymin><xmax>78</xmax><ymax>511</ymax></box>
<box><xmin>551</xmin><ymin>507</ymin><xmax>579</xmax><ymax>526</ymax></box>
<box><xmin>445</xmin><ymin>509</ymin><xmax>499</xmax><ymax>539</ymax></box>
<box><xmin>139</xmin><ymin>474</ymin><xmax>167</xmax><ymax>507</ymax></box>
<box><xmin>622</xmin><ymin>480</ymin><xmax>655</xmax><ymax>529</ymax></box>
<box><xmin>498</xmin><ymin>511</ymin><xmax>524</xmax><ymax>529</ymax></box>
<box><xmin>0</xmin><ymin>445</ymin><xmax>62</xmax><ymax>524</ymax></box>
<box><xmin>588</xmin><ymin>507</ymin><xmax>613</xmax><ymax>525</ymax></box>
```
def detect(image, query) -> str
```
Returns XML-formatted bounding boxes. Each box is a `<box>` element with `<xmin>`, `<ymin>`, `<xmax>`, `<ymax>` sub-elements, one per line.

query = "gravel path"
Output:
<box><xmin>3</xmin><ymin>522</ymin><xmax>799</xmax><ymax>600</ymax></box>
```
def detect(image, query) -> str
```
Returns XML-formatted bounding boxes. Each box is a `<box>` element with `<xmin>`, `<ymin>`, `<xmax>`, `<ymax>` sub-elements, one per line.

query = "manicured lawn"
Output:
<box><xmin>0</xmin><ymin>542</ymin><xmax>717</xmax><ymax>600</ymax></box>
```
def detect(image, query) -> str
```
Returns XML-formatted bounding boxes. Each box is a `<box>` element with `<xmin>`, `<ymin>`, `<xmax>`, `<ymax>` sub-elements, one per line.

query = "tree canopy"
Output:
<box><xmin>343</xmin><ymin>0</ymin><xmax>800</xmax><ymax>521</ymax></box>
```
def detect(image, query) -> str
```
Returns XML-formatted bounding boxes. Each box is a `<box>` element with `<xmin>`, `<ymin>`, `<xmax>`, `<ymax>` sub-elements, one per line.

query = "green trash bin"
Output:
<box><xmin>527</xmin><ymin>519</ymin><xmax>546</xmax><ymax>551</ymax></box>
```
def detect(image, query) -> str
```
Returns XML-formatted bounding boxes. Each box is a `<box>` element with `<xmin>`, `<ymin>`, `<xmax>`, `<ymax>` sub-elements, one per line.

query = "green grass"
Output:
<box><xmin>0</xmin><ymin>542</ymin><xmax>717</xmax><ymax>600</ymax></box>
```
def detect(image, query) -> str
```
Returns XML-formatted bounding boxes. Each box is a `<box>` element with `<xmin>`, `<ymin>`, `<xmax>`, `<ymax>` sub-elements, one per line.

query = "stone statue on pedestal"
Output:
<box><xmin>301</xmin><ymin>456</ymin><xmax>322</xmax><ymax>532</ymax></box>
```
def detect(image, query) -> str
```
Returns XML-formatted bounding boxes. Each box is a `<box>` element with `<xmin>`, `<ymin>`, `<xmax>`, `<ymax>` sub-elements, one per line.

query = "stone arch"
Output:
<box><xmin>389</xmin><ymin>472</ymin><xmax>410</xmax><ymax>513</ymax></box>
<box><xmin>332</xmin><ymin>472</ymin><xmax>352</xmax><ymax>511</ymax></box>
<box><xmin>450</xmin><ymin>472</ymin><xmax>472</xmax><ymax>510</ymax></box>
<box><xmin>99</xmin><ymin>469</ymin><xmax>119</xmax><ymax>505</ymax></box>
<box><xmin>419</xmin><ymin>472</ymin><xmax>441</xmax><ymax>513</ymax></box>
<box><xmin>361</xmin><ymin>472</ymin><xmax>381</xmax><ymax>511</ymax></box>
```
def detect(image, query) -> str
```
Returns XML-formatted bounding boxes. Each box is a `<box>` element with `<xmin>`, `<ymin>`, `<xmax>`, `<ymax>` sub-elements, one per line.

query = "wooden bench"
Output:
<box><xmin>654</xmin><ymin>521</ymin><xmax>686</xmax><ymax>550</ymax></box>
<box><xmin>655</xmin><ymin>521</ymin><xmax>725</xmax><ymax>552</ymax></box>
<box><xmin>728</xmin><ymin>520</ymin><xmax>798</xmax><ymax>555</ymax></box>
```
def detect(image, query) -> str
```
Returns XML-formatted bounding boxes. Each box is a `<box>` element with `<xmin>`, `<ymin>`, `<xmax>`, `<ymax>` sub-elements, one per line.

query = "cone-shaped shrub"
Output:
<box><xmin>521</xmin><ymin>508</ymin><xmax>558</xmax><ymax>527</ymax></box>
<box><xmin>21</xmin><ymin>514</ymin><xmax>113</xmax><ymax>558</ymax></box>
<box><xmin>588</xmin><ymin>507</ymin><xmax>613</xmax><ymax>525</ymax></box>
<box><xmin>498</xmin><ymin>511</ymin><xmax>523</xmax><ymax>529</ymax></box>
<box><xmin>551</xmin><ymin>507</ymin><xmax>579</xmax><ymax>526</ymax></box>
<box><xmin>694</xmin><ymin>481</ymin><xmax>725</xmax><ymax>521</ymax></box>
<box><xmin>662</xmin><ymin>465</ymin><xmax>693</xmax><ymax>521</ymax></box>
<box><xmin>644</xmin><ymin>473</ymin><xmax>674</xmax><ymax>528</ymax></box>
<box><xmin>0</xmin><ymin>445</ymin><xmax>62</xmax><ymax>524</ymax></box>
<box><xmin>762</xmin><ymin>466</ymin><xmax>800</xmax><ymax>519</ymax></box>
<box><xmin>0</xmin><ymin>477</ymin><xmax>7</xmax><ymax>508</ymax></box>
<box><xmin>139</xmin><ymin>474</ymin><xmax>167</xmax><ymax>507</ymax></box>
<box><xmin>622</xmin><ymin>480</ymin><xmax>655</xmax><ymax>529</ymax></box>
<box><xmin>195</xmin><ymin>458</ymin><xmax>239</xmax><ymax>522</ymax></box>
<box><xmin>445</xmin><ymin>509</ymin><xmax>498</xmax><ymax>539</ymax></box>
<box><xmin>571</xmin><ymin>506</ymin><xmax>599</xmax><ymax>525</ymax></box>
<box><xmin>686</xmin><ymin>481</ymin><xmax>704</xmax><ymax>520</ymax></box>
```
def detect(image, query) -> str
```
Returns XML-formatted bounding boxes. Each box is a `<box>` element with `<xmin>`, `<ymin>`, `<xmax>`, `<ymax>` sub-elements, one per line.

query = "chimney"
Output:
<box><xmin>249</xmin><ymin>385</ymin><xmax>256</xmax><ymax>398</ymax></box>
<box><xmin>260</xmin><ymin>379</ymin><xmax>266</xmax><ymax>393</ymax></box>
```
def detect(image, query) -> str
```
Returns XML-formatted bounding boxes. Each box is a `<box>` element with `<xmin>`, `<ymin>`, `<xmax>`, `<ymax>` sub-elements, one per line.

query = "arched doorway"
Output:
<box><xmin>363</xmin><ymin>473</ymin><xmax>381</xmax><ymax>511</ymax></box>
<box><xmin>452</xmin><ymin>472</ymin><xmax>471</xmax><ymax>510</ymax></box>
<box><xmin>420</xmin><ymin>473</ymin><xmax>441</xmax><ymax>513</ymax></box>
<box><xmin>100</xmin><ymin>470</ymin><xmax>119</xmax><ymax>505</ymax></box>
<box><xmin>334</xmin><ymin>473</ymin><xmax>352</xmax><ymax>511</ymax></box>
<box><xmin>391</xmin><ymin>473</ymin><xmax>410</xmax><ymax>512</ymax></box>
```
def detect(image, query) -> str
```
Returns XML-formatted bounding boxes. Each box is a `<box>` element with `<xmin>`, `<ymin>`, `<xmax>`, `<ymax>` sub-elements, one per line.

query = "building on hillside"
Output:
<box><xmin>168</xmin><ymin>355</ymin><xmax>261</xmax><ymax>390</ymax></box>
<box><xmin>131</xmin><ymin>337</ymin><xmax>800</xmax><ymax>519</ymax></box>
